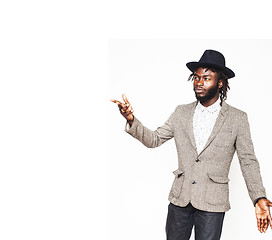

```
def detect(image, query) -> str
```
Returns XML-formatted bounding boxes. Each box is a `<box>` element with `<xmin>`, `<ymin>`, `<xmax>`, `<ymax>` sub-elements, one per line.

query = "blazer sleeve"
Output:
<box><xmin>235</xmin><ymin>112</ymin><xmax>266</xmax><ymax>205</ymax></box>
<box><xmin>125</xmin><ymin>107</ymin><xmax>177</xmax><ymax>148</ymax></box>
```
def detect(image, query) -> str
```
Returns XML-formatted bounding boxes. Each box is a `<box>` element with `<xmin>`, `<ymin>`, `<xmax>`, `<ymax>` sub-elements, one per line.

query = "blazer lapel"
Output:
<box><xmin>187</xmin><ymin>101</ymin><xmax>198</xmax><ymax>152</ymax></box>
<box><xmin>198</xmin><ymin>101</ymin><xmax>230</xmax><ymax>156</ymax></box>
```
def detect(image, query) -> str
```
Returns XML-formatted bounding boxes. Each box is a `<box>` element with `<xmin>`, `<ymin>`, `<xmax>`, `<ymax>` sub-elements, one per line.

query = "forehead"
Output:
<box><xmin>194</xmin><ymin>67</ymin><xmax>218</xmax><ymax>77</ymax></box>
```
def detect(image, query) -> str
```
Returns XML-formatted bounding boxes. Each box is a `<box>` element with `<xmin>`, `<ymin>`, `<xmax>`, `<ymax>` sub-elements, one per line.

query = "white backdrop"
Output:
<box><xmin>0</xmin><ymin>1</ymin><xmax>104</xmax><ymax>239</ymax></box>
<box><xmin>108</xmin><ymin>39</ymin><xmax>272</xmax><ymax>239</ymax></box>
<box><xmin>2</xmin><ymin>1</ymin><xmax>272</xmax><ymax>239</ymax></box>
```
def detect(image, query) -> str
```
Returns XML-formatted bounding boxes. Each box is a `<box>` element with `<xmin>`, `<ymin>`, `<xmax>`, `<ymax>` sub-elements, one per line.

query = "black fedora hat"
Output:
<box><xmin>186</xmin><ymin>49</ymin><xmax>235</xmax><ymax>78</ymax></box>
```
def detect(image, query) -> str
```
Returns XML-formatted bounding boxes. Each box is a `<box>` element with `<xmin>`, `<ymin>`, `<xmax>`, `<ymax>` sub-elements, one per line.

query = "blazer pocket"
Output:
<box><xmin>205</xmin><ymin>173</ymin><xmax>230</xmax><ymax>206</ymax></box>
<box><xmin>170</xmin><ymin>169</ymin><xmax>185</xmax><ymax>198</ymax></box>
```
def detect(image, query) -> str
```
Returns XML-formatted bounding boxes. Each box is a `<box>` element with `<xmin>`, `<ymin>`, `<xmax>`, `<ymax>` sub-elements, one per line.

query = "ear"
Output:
<box><xmin>218</xmin><ymin>79</ymin><xmax>223</xmax><ymax>89</ymax></box>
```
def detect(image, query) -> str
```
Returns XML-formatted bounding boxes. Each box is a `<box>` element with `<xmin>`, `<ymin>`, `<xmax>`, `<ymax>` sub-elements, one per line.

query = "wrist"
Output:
<box><xmin>127</xmin><ymin>116</ymin><xmax>134</xmax><ymax>127</ymax></box>
<box><xmin>254</xmin><ymin>197</ymin><xmax>267</xmax><ymax>207</ymax></box>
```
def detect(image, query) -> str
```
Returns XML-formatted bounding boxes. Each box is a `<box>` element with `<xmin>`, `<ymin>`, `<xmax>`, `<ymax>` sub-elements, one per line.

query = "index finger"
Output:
<box><xmin>110</xmin><ymin>99</ymin><xmax>123</xmax><ymax>106</ymax></box>
<box><xmin>257</xmin><ymin>218</ymin><xmax>261</xmax><ymax>232</ymax></box>
<box><xmin>122</xmin><ymin>94</ymin><xmax>130</xmax><ymax>104</ymax></box>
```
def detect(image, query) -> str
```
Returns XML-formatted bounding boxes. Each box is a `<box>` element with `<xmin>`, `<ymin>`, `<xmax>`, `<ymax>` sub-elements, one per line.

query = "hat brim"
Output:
<box><xmin>186</xmin><ymin>62</ymin><xmax>235</xmax><ymax>79</ymax></box>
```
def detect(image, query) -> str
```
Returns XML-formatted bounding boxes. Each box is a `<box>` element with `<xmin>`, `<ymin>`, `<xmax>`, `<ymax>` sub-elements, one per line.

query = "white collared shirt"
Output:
<box><xmin>193</xmin><ymin>98</ymin><xmax>221</xmax><ymax>154</ymax></box>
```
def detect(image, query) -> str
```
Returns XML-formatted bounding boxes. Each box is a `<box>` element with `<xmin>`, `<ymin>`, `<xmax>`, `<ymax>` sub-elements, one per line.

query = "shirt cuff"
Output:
<box><xmin>125</xmin><ymin>122</ymin><xmax>131</xmax><ymax>131</ymax></box>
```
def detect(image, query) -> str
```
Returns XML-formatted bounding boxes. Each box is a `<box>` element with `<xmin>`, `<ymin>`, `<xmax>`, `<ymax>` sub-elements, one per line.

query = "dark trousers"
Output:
<box><xmin>166</xmin><ymin>203</ymin><xmax>225</xmax><ymax>240</ymax></box>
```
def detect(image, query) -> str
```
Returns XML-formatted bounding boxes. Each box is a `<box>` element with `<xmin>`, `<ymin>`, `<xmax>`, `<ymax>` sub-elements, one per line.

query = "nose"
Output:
<box><xmin>196</xmin><ymin>79</ymin><xmax>204</xmax><ymax>86</ymax></box>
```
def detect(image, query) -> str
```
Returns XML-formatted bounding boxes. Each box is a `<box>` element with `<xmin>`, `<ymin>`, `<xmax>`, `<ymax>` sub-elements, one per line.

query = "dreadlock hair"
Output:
<box><xmin>188</xmin><ymin>67</ymin><xmax>230</xmax><ymax>106</ymax></box>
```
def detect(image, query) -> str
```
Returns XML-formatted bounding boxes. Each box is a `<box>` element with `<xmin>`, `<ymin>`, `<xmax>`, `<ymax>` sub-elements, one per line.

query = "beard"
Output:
<box><xmin>194</xmin><ymin>83</ymin><xmax>219</xmax><ymax>102</ymax></box>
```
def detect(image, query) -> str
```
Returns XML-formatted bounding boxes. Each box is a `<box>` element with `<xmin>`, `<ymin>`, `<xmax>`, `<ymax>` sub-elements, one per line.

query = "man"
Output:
<box><xmin>111</xmin><ymin>50</ymin><xmax>272</xmax><ymax>240</ymax></box>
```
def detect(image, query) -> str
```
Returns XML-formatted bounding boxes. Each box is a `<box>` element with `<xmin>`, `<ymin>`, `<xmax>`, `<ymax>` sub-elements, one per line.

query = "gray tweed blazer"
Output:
<box><xmin>126</xmin><ymin>101</ymin><xmax>266</xmax><ymax>212</ymax></box>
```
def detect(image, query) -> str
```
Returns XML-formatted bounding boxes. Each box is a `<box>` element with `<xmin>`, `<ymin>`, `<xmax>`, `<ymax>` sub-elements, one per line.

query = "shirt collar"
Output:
<box><xmin>196</xmin><ymin>98</ymin><xmax>221</xmax><ymax>114</ymax></box>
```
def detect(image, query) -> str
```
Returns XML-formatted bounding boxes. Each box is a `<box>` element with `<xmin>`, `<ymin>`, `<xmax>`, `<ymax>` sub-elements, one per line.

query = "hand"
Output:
<box><xmin>111</xmin><ymin>94</ymin><xmax>134</xmax><ymax>125</ymax></box>
<box><xmin>255</xmin><ymin>199</ymin><xmax>272</xmax><ymax>233</ymax></box>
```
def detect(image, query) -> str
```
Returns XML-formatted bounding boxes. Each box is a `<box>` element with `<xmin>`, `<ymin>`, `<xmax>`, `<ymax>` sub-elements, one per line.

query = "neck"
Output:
<box><xmin>200</xmin><ymin>95</ymin><xmax>220</xmax><ymax>107</ymax></box>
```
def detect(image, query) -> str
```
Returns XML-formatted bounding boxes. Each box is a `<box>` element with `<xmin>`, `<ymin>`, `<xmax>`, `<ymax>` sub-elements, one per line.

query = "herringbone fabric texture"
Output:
<box><xmin>126</xmin><ymin>101</ymin><xmax>266</xmax><ymax>212</ymax></box>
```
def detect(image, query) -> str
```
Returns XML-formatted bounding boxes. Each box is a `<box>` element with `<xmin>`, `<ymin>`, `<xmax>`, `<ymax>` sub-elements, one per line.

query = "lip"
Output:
<box><xmin>194</xmin><ymin>88</ymin><xmax>205</xmax><ymax>93</ymax></box>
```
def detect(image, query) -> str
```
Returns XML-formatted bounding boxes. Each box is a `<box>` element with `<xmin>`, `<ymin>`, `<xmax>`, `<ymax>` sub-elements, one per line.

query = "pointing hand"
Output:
<box><xmin>111</xmin><ymin>94</ymin><xmax>134</xmax><ymax>125</ymax></box>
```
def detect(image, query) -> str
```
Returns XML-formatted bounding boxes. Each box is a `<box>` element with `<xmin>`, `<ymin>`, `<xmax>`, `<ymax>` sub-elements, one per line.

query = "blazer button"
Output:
<box><xmin>192</xmin><ymin>180</ymin><xmax>196</xmax><ymax>184</ymax></box>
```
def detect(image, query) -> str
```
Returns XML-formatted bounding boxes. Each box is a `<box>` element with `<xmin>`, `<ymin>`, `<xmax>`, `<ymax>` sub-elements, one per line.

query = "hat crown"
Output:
<box><xmin>199</xmin><ymin>50</ymin><xmax>226</xmax><ymax>66</ymax></box>
<box><xmin>186</xmin><ymin>49</ymin><xmax>235</xmax><ymax>78</ymax></box>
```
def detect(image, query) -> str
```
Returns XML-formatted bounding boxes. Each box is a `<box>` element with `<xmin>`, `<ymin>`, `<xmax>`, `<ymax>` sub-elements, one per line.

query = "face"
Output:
<box><xmin>193</xmin><ymin>67</ymin><xmax>223</xmax><ymax>106</ymax></box>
